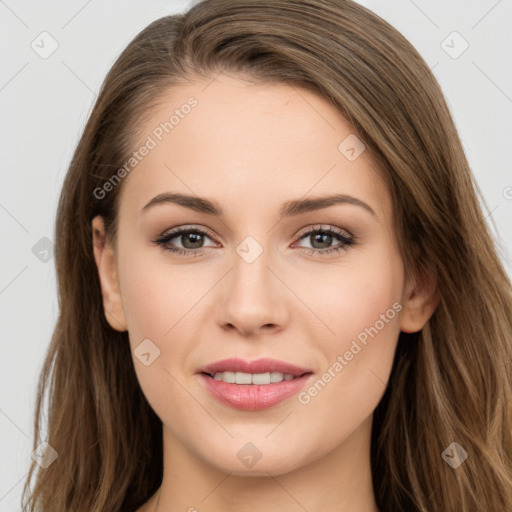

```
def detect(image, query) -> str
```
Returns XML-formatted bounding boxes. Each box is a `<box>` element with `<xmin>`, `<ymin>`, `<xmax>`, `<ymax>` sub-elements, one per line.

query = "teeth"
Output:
<box><xmin>236</xmin><ymin>372</ymin><xmax>252</xmax><ymax>384</ymax></box>
<box><xmin>212</xmin><ymin>371</ymin><xmax>297</xmax><ymax>384</ymax></box>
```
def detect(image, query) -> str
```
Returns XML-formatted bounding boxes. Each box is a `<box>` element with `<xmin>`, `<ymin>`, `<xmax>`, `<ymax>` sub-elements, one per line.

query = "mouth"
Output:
<box><xmin>197</xmin><ymin>358</ymin><xmax>314</xmax><ymax>411</ymax></box>
<box><xmin>198</xmin><ymin>357</ymin><xmax>312</xmax><ymax>379</ymax></box>
<box><xmin>201</xmin><ymin>370</ymin><xmax>311</xmax><ymax>384</ymax></box>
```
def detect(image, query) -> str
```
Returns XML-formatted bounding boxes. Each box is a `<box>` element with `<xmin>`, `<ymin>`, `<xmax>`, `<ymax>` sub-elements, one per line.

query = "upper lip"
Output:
<box><xmin>198</xmin><ymin>358</ymin><xmax>313</xmax><ymax>377</ymax></box>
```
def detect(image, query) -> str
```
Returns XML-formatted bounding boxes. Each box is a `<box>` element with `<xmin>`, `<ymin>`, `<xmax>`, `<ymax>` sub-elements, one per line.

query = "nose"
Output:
<box><xmin>216</xmin><ymin>245</ymin><xmax>289</xmax><ymax>337</ymax></box>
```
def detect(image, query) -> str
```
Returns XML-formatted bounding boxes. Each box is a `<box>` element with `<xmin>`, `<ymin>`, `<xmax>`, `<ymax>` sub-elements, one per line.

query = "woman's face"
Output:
<box><xmin>94</xmin><ymin>73</ymin><xmax>425</xmax><ymax>476</ymax></box>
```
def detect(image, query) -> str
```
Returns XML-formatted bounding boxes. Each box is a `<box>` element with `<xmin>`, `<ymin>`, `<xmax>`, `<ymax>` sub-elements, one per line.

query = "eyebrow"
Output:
<box><xmin>141</xmin><ymin>192</ymin><xmax>377</xmax><ymax>218</ymax></box>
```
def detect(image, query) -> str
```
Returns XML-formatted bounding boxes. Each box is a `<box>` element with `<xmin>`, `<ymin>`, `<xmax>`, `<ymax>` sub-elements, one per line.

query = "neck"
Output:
<box><xmin>148</xmin><ymin>415</ymin><xmax>379</xmax><ymax>512</ymax></box>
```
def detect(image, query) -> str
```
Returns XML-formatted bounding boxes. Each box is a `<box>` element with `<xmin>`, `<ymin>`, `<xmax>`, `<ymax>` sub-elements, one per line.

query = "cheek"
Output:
<box><xmin>298</xmin><ymin>239</ymin><xmax>404</xmax><ymax>348</ymax></box>
<box><xmin>117</xmin><ymin>240</ymin><xmax>196</xmax><ymax>339</ymax></box>
<box><xmin>117</xmin><ymin>248</ymin><xmax>196</xmax><ymax>419</ymax></box>
<box><xmin>295</xmin><ymin>244</ymin><xmax>403</xmax><ymax>427</ymax></box>
<box><xmin>116</xmin><ymin>239</ymin><xmax>219</xmax><ymax>380</ymax></box>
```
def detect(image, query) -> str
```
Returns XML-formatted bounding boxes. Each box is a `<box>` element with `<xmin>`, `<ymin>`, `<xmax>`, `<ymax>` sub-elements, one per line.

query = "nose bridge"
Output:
<box><xmin>218</xmin><ymin>233</ymin><xmax>286</xmax><ymax>333</ymax></box>
<box><xmin>230</xmin><ymin>234</ymin><xmax>275</xmax><ymax>299</ymax></box>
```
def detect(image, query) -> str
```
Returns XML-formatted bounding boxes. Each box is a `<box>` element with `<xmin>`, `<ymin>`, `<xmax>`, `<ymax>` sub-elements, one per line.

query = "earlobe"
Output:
<box><xmin>400</xmin><ymin>267</ymin><xmax>440</xmax><ymax>334</ymax></box>
<box><xmin>92</xmin><ymin>215</ymin><xmax>128</xmax><ymax>332</ymax></box>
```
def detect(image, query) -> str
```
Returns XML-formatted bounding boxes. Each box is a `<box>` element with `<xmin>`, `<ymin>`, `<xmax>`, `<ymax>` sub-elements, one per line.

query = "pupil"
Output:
<box><xmin>183</xmin><ymin>232</ymin><xmax>203</xmax><ymax>249</ymax></box>
<box><xmin>312</xmin><ymin>232</ymin><xmax>332</xmax><ymax>249</ymax></box>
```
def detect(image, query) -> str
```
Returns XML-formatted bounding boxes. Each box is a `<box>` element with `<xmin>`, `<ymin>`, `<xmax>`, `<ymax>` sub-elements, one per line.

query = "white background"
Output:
<box><xmin>1</xmin><ymin>1</ymin><xmax>511</xmax><ymax>510</ymax></box>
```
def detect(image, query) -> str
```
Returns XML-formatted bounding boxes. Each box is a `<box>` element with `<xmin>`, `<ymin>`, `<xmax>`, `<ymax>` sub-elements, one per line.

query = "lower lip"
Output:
<box><xmin>199</xmin><ymin>373</ymin><xmax>313</xmax><ymax>411</ymax></box>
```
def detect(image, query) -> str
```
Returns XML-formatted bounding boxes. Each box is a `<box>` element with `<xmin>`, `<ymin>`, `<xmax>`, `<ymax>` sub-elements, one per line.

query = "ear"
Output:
<box><xmin>92</xmin><ymin>215</ymin><xmax>127</xmax><ymax>332</ymax></box>
<box><xmin>400</xmin><ymin>265</ymin><xmax>440</xmax><ymax>333</ymax></box>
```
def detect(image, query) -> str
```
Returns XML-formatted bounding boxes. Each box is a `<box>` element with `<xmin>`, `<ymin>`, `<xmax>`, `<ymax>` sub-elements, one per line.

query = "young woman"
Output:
<box><xmin>23</xmin><ymin>0</ymin><xmax>512</xmax><ymax>510</ymax></box>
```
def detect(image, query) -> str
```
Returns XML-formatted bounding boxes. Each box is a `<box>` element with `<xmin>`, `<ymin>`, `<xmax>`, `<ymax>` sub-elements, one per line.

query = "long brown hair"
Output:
<box><xmin>22</xmin><ymin>1</ymin><xmax>512</xmax><ymax>510</ymax></box>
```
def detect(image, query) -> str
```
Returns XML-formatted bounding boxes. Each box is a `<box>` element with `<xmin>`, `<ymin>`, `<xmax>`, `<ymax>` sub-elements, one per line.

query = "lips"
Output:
<box><xmin>198</xmin><ymin>357</ymin><xmax>312</xmax><ymax>377</ymax></box>
<box><xmin>197</xmin><ymin>357</ymin><xmax>314</xmax><ymax>411</ymax></box>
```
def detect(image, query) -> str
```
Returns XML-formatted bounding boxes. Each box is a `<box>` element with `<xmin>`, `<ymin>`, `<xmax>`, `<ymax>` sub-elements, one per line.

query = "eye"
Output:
<box><xmin>152</xmin><ymin>226</ymin><xmax>218</xmax><ymax>257</ymax></box>
<box><xmin>292</xmin><ymin>224</ymin><xmax>356</xmax><ymax>256</ymax></box>
<box><xmin>152</xmin><ymin>224</ymin><xmax>356</xmax><ymax>258</ymax></box>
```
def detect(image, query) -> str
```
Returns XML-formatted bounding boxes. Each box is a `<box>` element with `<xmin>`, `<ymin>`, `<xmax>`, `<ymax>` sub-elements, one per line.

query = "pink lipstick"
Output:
<box><xmin>197</xmin><ymin>358</ymin><xmax>314</xmax><ymax>411</ymax></box>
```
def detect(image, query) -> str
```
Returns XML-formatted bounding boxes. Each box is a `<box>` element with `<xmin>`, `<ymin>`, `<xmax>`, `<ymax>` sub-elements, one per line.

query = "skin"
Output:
<box><xmin>92</xmin><ymin>73</ymin><xmax>438</xmax><ymax>512</ymax></box>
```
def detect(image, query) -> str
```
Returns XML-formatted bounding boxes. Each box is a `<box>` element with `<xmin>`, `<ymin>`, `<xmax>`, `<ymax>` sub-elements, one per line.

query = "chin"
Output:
<box><xmin>211</xmin><ymin>459</ymin><xmax>300</xmax><ymax>477</ymax></box>
<box><xmin>199</xmin><ymin>444</ymin><xmax>310</xmax><ymax>477</ymax></box>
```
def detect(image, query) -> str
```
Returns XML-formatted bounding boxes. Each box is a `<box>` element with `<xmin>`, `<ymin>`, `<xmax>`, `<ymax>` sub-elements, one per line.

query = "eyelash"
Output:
<box><xmin>152</xmin><ymin>224</ymin><xmax>356</xmax><ymax>258</ymax></box>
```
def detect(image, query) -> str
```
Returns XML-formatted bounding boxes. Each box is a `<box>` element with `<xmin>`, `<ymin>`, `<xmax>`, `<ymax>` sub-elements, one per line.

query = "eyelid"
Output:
<box><xmin>161</xmin><ymin>224</ymin><xmax>221</xmax><ymax>243</ymax></box>
<box><xmin>153</xmin><ymin>223</ymin><xmax>357</xmax><ymax>261</ymax></box>
<box><xmin>157</xmin><ymin>223</ymin><xmax>353</xmax><ymax>246</ymax></box>
<box><xmin>294</xmin><ymin>223</ymin><xmax>354</xmax><ymax>240</ymax></box>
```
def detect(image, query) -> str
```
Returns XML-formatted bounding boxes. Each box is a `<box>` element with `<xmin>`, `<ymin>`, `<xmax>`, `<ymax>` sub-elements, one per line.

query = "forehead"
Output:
<box><xmin>118</xmin><ymin>73</ymin><xmax>390</xmax><ymax>223</ymax></box>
